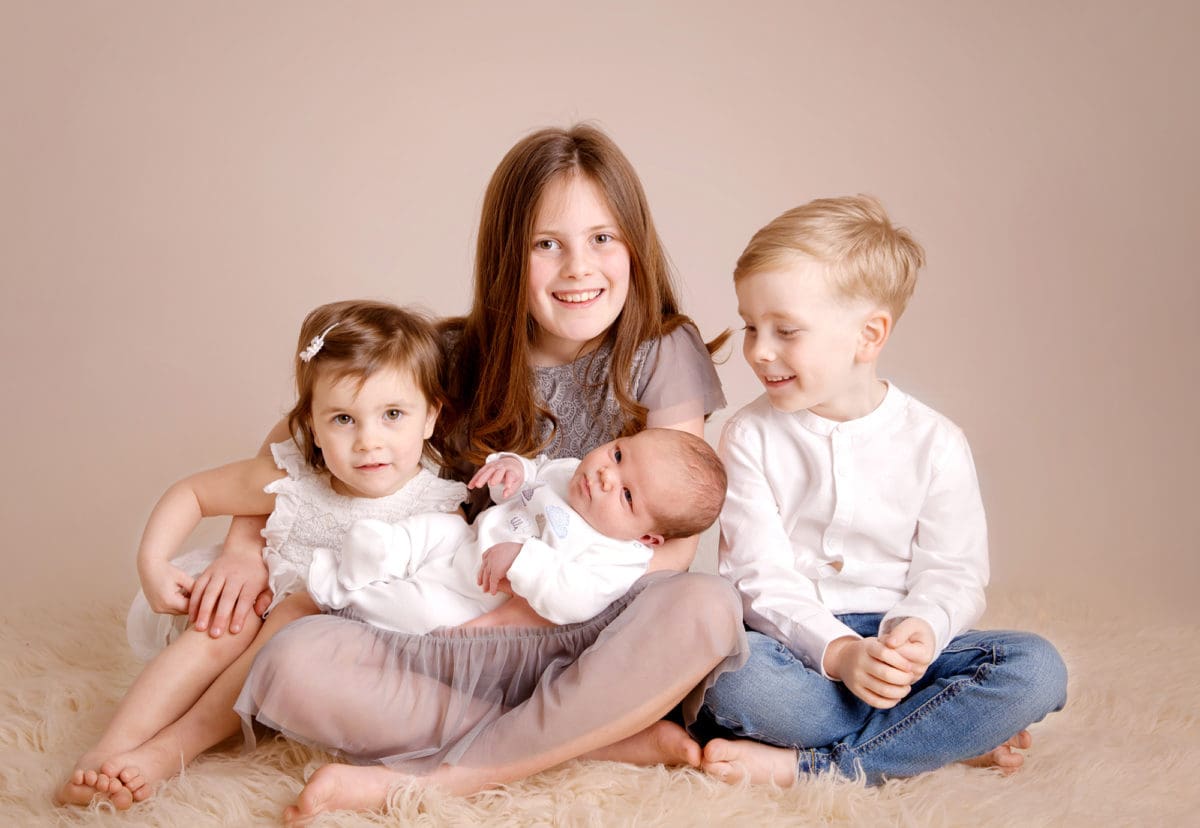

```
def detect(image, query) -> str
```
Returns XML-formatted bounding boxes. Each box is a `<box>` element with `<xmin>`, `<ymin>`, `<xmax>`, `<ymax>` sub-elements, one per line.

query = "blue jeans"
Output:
<box><xmin>696</xmin><ymin>614</ymin><xmax>1068</xmax><ymax>785</ymax></box>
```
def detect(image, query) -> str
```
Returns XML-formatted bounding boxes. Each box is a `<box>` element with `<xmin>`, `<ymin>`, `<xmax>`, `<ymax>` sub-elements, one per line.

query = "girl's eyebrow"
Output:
<box><xmin>534</xmin><ymin>223</ymin><xmax>618</xmax><ymax>236</ymax></box>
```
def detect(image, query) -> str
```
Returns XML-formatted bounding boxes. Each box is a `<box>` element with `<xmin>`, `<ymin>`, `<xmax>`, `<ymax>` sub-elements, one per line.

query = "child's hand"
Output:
<box><xmin>142</xmin><ymin>563</ymin><xmax>195</xmax><ymax>615</ymax></box>
<box><xmin>478</xmin><ymin>542</ymin><xmax>523</xmax><ymax>595</ymax></box>
<box><xmin>881</xmin><ymin>617</ymin><xmax>936</xmax><ymax>681</ymax></box>
<box><xmin>824</xmin><ymin>636</ymin><xmax>916</xmax><ymax>709</ymax></box>
<box><xmin>468</xmin><ymin>456</ymin><xmax>527</xmax><ymax>499</ymax></box>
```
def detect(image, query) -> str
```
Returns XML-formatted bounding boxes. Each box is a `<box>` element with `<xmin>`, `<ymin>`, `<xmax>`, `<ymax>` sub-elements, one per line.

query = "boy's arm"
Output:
<box><xmin>137</xmin><ymin>456</ymin><xmax>283</xmax><ymax>615</ymax></box>
<box><xmin>503</xmin><ymin>536</ymin><xmax>652</xmax><ymax>625</ymax></box>
<box><xmin>718</xmin><ymin>419</ymin><xmax>859</xmax><ymax>678</ymax></box>
<box><xmin>882</xmin><ymin>427</ymin><xmax>989</xmax><ymax>660</ymax></box>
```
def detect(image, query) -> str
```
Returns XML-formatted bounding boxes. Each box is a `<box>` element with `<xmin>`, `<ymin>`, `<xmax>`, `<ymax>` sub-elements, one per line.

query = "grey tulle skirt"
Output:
<box><xmin>235</xmin><ymin>570</ymin><xmax>746</xmax><ymax>773</ymax></box>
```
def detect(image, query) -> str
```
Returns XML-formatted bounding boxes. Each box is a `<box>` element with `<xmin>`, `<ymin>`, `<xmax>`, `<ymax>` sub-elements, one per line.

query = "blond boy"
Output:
<box><xmin>698</xmin><ymin>196</ymin><xmax>1066</xmax><ymax>785</ymax></box>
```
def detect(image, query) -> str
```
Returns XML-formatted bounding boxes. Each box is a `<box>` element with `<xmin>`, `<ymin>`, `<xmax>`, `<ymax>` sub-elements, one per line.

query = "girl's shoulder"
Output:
<box><xmin>389</xmin><ymin>467</ymin><xmax>469</xmax><ymax>515</ymax></box>
<box><xmin>267</xmin><ymin>439</ymin><xmax>316</xmax><ymax>482</ymax></box>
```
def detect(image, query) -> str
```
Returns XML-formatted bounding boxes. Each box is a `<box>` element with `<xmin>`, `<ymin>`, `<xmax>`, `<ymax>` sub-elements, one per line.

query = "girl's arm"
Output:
<box><xmin>188</xmin><ymin>419</ymin><xmax>292</xmax><ymax>636</ymax></box>
<box><xmin>138</xmin><ymin>455</ymin><xmax>283</xmax><ymax>615</ymax></box>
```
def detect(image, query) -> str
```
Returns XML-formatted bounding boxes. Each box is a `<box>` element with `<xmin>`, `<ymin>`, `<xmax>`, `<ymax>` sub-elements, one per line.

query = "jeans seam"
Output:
<box><xmin>852</xmin><ymin>641</ymin><xmax>1008</xmax><ymax>761</ymax></box>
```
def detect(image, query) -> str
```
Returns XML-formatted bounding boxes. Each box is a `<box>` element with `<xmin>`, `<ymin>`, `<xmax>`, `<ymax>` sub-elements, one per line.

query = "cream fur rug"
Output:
<box><xmin>4</xmin><ymin>592</ymin><xmax>1197</xmax><ymax>827</ymax></box>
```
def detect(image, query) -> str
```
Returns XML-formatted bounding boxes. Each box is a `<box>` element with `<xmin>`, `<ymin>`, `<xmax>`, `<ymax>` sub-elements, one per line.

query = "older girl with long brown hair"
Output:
<box><xmin>90</xmin><ymin>125</ymin><xmax>747</xmax><ymax>819</ymax></box>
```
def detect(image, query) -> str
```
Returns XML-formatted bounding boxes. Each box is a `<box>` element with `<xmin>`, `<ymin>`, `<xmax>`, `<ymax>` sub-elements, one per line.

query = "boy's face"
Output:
<box><xmin>566</xmin><ymin>430</ymin><xmax>667</xmax><ymax>547</ymax></box>
<box><xmin>736</xmin><ymin>259</ymin><xmax>881</xmax><ymax>421</ymax></box>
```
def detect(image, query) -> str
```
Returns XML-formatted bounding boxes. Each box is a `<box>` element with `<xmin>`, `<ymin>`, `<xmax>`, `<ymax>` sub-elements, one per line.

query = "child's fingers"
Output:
<box><xmin>866</xmin><ymin>638</ymin><xmax>912</xmax><ymax>673</ymax></box>
<box><xmin>864</xmin><ymin>658</ymin><xmax>915</xmax><ymax>688</ymax></box>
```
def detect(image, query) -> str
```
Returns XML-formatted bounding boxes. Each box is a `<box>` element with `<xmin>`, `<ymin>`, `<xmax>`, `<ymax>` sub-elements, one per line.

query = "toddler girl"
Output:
<box><xmin>57</xmin><ymin>299</ymin><xmax>466</xmax><ymax>809</ymax></box>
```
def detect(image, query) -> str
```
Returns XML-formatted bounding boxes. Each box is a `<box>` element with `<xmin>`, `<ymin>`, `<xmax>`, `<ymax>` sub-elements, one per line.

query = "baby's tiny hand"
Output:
<box><xmin>477</xmin><ymin>542</ymin><xmax>522</xmax><ymax>595</ymax></box>
<box><xmin>468</xmin><ymin>456</ymin><xmax>527</xmax><ymax>499</ymax></box>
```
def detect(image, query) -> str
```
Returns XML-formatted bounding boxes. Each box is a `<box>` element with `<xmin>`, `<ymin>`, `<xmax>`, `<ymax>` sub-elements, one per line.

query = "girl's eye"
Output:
<box><xmin>534</xmin><ymin>239</ymin><xmax>559</xmax><ymax>251</ymax></box>
<box><xmin>743</xmin><ymin>325</ymin><xmax>757</xmax><ymax>336</ymax></box>
<box><xmin>333</xmin><ymin>414</ymin><xmax>353</xmax><ymax>425</ymax></box>
<box><xmin>594</xmin><ymin>233</ymin><xmax>612</xmax><ymax>244</ymax></box>
<box><xmin>383</xmin><ymin>409</ymin><xmax>403</xmax><ymax>421</ymax></box>
<box><xmin>613</xmin><ymin>448</ymin><xmax>622</xmax><ymax>463</ymax></box>
<box><xmin>623</xmin><ymin>488</ymin><xmax>633</xmax><ymax>505</ymax></box>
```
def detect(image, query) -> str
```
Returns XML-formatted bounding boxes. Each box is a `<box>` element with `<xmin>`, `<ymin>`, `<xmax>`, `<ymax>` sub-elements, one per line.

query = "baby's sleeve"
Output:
<box><xmin>639</xmin><ymin>324</ymin><xmax>726</xmax><ymax>427</ymax></box>
<box><xmin>506</xmin><ymin>537</ymin><xmax>652</xmax><ymax>625</ymax></box>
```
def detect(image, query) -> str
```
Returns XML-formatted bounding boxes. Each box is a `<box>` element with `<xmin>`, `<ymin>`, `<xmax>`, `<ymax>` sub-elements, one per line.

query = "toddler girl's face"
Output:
<box><xmin>526</xmin><ymin>173</ymin><xmax>631</xmax><ymax>366</ymax></box>
<box><xmin>309</xmin><ymin>365</ymin><xmax>437</xmax><ymax>498</ymax></box>
<box><xmin>566</xmin><ymin>430</ymin><xmax>667</xmax><ymax>547</ymax></box>
<box><xmin>736</xmin><ymin>260</ymin><xmax>878</xmax><ymax>421</ymax></box>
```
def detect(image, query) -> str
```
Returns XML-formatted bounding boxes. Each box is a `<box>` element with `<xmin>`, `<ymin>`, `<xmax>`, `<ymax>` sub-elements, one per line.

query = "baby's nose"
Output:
<box><xmin>597</xmin><ymin>466</ymin><xmax>614</xmax><ymax>490</ymax></box>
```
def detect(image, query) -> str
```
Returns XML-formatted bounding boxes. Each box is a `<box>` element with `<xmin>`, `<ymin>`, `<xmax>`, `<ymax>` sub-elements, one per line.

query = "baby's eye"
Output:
<box><xmin>623</xmin><ymin>488</ymin><xmax>633</xmax><ymax>505</ymax></box>
<box><xmin>613</xmin><ymin>448</ymin><xmax>622</xmax><ymax>463</ymax></box>
<box><xmin>383</xmin><ymin>409</ymin><xmax>403</xmax><ymax>421</ymax></box>
<box><xmin>778</xmin><ymin>328</ymin><xmax>800</xmax><ymax>338</ymax></box>
<box><xmin>333</xmin><ymin>414</ymin><xmax>353</xmax><ymax>425</ymax></box>
<box><xmin>742</xmin><ymin>325</ymin><xmax>757</xmax><ymax>335</ymax></box>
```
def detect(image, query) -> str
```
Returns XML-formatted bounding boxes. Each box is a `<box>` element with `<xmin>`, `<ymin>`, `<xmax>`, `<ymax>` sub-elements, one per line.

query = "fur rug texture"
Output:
<box><xmin>3</xmin><ymin>591</ymin><xmax>1197</xmax><ymax>827</ymax></box>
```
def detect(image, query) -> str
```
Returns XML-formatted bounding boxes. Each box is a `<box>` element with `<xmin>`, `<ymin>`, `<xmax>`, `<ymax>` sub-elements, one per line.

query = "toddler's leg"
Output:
<box><xmin>55</xmin><ymin>615</ymin><xmax>262</xmax><ymax>807</ymax></box>
<box><xmin>92</xmin><ymin>593</ymin><xmax>320</xmax><ymax>808</ymax></box>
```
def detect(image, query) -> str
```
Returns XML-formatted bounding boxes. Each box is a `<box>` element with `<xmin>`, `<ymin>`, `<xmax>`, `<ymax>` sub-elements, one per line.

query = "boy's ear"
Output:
<box><xmin>856</xmin><ymin>308</ymin><xmax>892</xmax><ymax>363</ymax></box>
<box><xmin>639</xmin><ymin>532</ymin><xmax>666</xmax><ymax>547</ymax></box>
<box><xmin>423</xmin><ymin>401</ymin><xmax>441</xmax><ymax>441</ymax></box>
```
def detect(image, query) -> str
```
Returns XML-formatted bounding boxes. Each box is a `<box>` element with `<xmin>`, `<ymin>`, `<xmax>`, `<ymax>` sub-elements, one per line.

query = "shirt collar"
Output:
<box><xmin>791</xmin><ymin>381</ymin><xmax>906</xmax><ymax>436</ymax></box>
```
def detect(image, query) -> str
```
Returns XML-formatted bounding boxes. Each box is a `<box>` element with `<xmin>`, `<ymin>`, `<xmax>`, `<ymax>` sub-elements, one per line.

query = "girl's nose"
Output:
<box><xmin>354</xmin><ymin>424</ymin><xmax>382</xmax><ymax>450</ymax></box>
<box><xmin>564</xmin><ymin>244</ymin><xmax>593</xmax><ymax>280</ymax></box>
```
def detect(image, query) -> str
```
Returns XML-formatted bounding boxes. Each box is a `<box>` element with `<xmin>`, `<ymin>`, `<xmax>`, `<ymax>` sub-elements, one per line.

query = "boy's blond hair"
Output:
<box><xmin>734</xmin><ymin>195</ymin><xmax>926</xmax><ymax>321</ymax></box>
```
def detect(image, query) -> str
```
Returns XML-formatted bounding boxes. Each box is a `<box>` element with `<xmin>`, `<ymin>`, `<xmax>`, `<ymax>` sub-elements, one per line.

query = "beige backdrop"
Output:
<box><xmin>2</xmin><ymin>1</ymin><xmax>1196</xmax><ymax>617</ymax></box>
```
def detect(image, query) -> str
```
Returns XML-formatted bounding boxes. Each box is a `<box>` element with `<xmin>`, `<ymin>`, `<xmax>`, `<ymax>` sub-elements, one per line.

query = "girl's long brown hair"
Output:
<box><xmin>435</xmin><ymin>124</ymin><xmax>728</xmax><ymax>473</ymax></box>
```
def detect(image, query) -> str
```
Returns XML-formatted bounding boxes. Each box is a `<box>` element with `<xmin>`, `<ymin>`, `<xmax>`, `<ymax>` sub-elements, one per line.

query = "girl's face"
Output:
<box><xmin>309</xmin><ymin>364</ymin><xmax>438</xmax><ymax>498</ymax></box>
<box><xmin>526</xmin><ymin>173</ymin><xmax>631</xmax><ymax>366</ymax></box>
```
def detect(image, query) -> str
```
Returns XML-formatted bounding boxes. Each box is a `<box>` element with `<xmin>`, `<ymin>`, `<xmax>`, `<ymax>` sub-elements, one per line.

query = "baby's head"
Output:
<box><xmin>734</xmin><ymin>195</ymin><xmax>926</xmax><ymax>418</ymax></box>
<box><xmin>566</xmin><ymin>428</ymin><xmax>727</xmax><ymax>547</ymax></box>
<box><xmin>287</xmin><ymin>300</ymin><xmax>446</xmax><ymax>497</ymax></box>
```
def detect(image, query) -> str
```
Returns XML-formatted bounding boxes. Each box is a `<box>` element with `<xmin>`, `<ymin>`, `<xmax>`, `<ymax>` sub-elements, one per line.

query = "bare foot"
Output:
<box><xmin>96</xmin><ymin>735</ymin><xmax>187</xmax><ymax>806</ymax></box>
<box><xmin>55</xmin><ymin>757</ymin><xmax>135</xmax><ymax>809</ymax></box>
<box><xmin>962</xmin><ymin>730</ymin><xmax>1033</xmax><ymax>774</ymax></box>
<box><xmin>283</xmin><ymin>764</ymin><xmax>412</xmax><ymax>825</ymax></box>
<box><xmin>701</xmin><ymin>738</ymin><xmax>798</xmax><ymax>787</ymax></box>
<box><xmin>582</xmin><ymin>720</ymin><xmax>701</xmax><ymax>768</ymax></box>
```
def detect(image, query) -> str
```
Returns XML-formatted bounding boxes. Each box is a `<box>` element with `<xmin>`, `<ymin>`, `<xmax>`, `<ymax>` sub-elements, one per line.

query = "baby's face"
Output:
<box><xmin>566</xmin><ymin>430</ymin><xmax>670</xmax><ymax>547</ymax></box>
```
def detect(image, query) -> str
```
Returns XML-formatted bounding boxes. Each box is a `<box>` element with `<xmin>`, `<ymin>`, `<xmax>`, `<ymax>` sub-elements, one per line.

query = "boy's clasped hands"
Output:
<box><xmin>824</xmin><ymin>617</ymin><xmax>935</xmax><ymax>709</ymax></box>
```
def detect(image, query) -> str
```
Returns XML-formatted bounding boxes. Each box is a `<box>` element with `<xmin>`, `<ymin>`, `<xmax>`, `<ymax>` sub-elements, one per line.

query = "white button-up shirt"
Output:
<box><xmin>718</xmin><ymin>383</ymin><xmax>989</xmax><ymax>677</ymax></box>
